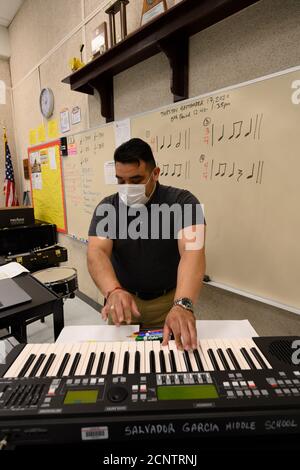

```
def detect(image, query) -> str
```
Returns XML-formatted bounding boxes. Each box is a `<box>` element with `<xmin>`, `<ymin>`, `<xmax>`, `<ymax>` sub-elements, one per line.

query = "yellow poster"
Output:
<box><xmin>29</xmin><ymin>129</ymin><xmax>37</xmax><ymax>145</ymax></box>
<box><xmin>28</xmin><ymin>141</ymin><xmax>67</xmax><ymax>233</ymax></box>
<box><xmin>48</xmin><ymin>119</ymin><xmax>59</xmax><ymax>139</ymax></box>
<box><xmin>37</xmin><ymin>124</ymin><xmax>46</xmax><ymax>142</ymax></box>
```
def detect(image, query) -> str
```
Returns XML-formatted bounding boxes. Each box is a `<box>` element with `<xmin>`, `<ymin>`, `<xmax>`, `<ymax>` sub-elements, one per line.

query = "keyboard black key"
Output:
<box><xmin>84</xmin><ymin>352</ymin><xmax>95</xmax><ymax>375</ymax></box>
<box><xmin>169</xmin><ymin>350</ymin><xmax>177</xmax><ymax>372</ymax></box>
<box><xmin>150</xmin><ymin>350</ymin><xmax>156</xmax><ymax>373</ymax></box>
<box><xmin>184</xmin><ymin>350</ymin><xmax>193</xmax><ymax>372</ymax></box>
<box><xmin>57</xmin><ymin>353</ymin><xmax>71</xmax><ymax>377</ymax></box>
<box><xmin>29</xmin><ymin>354</ymin><xmax>46</xmax><ymax>377</ymax></box>
<box><xmin>226</xmin><ymin>348</ymin><xmax>241</xmax><ymax>370</ymax></box>
<box><xmin>207</xmin><ymin>349</ymin><xmax>220</xmax><ymax>371</ymax></box>
<box><xmin>18</xmin><ymin>354</ymin><xmax>36</xmax><ymax>377</ymax></box>
<box><xmin>159</xmin><ymin>350</ymin><xmax>166</xmax><ymax>373</ymax></box>
<box><xmin>107</xmin><ymin>352</ymin><xmax>115</xmax><ymax>375</ymax></box>
<box><xmin>193</xmin><ymin>349</ymin><xmax>204</xmax><ymax>372</ymax></box>
<box><xmin>134</xmin><ymin>351</ymin><xmax>140</xmax><ymax>373</ymax></box>
<box><xmin>123</xmin><ymin>351</ymin><xmax>129</xmax><ymax>374</ymax></box>
<box><xmin>250</xmin><ymin>347</ymin><xmax>268</xmax><ymax>369</ymax></box>
<box><xmin>240</xmin><ymin>348</ymin><xmax>256</xmax><ymax>369</ymax></box>
<box><xmin>70</xmin><ymin>353</ymin><xmax>82</xmax><ymax>376</ymax></box>
<box><xmin>96</xmin><ymin>352</ymin><xmax>105</xmax><ymax>375</ymax></box>
<box><xmin>39</xmin><ymin>353</ymin><xmax>56</xmax><ymax>377</ymax></box>
<box><xmin>217</xmin><ymin>349</ymin><xmax>230</xmax><ymax>370</ymax></box>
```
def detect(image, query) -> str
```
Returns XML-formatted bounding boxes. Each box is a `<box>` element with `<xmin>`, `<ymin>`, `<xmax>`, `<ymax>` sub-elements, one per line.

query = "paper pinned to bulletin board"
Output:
<box><xmin>28</xmin><ymin>140</ymin><xmax>67</xmax><ymax>233</ymax></box>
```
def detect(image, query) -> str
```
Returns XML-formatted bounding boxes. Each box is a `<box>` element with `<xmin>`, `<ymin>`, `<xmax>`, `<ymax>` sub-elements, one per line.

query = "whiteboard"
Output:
<box><xmin>62</xmin><ymin>124</ymin><xmax>117</xmax><ymax>241</ymax></box>
<box><xmin>131</xmin><ymin>67</ymin><xmax>300</xmax><ymax>310</ymax></box>
<box><xmin>61</xmin><ymin>65</ymin><xmax>300</xmax><ymax>310</ymax></box>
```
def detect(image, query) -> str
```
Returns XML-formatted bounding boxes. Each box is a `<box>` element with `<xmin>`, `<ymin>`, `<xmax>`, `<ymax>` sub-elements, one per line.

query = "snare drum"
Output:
<box><xmin>32</xmin><ymin>267</ymin><xmax>78</xmax><ymax>298</ymax></box>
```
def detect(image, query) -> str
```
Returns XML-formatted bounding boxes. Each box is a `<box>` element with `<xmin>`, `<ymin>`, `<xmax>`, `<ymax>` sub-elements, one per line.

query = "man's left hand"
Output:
<box><xmin>162</xmin><ymin>306</ymin><xmax>197</xmax><ymax>351</ymax></box>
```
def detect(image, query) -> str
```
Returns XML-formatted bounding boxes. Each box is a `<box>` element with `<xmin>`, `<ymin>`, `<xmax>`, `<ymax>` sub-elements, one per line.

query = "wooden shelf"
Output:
<box><xmin>62</xmin><ymin>0</ymin><xmax>260</xmax><ymax>122</ymax></box>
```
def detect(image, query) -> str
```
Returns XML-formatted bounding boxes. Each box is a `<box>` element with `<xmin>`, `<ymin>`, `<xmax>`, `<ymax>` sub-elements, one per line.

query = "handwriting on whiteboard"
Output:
<box><xmin>159</xmin><ymin>94</ymin><xmax>231</xmax><ymax>123</ymax></box>
<box><xmin>198</xmin><ymin>156</ymin><xmax>264</xmax><ymax>184</ymax></box>
<box><xmin>202</xmin><ymin>113</ymin><xmax>264</xmax><ymax>147</ymax></box>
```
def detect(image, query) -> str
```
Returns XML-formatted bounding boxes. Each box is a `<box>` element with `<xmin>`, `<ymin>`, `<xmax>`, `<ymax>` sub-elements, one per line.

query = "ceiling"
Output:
<box><xmin>0</xmin><ymin>0</ymin><xmax>24</xmax><ymax>27</ymax></box>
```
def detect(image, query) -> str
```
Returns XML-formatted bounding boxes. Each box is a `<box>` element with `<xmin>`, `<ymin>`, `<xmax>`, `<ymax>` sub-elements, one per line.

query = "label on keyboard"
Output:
<box><xmin>81</xmin><ymin>426</ymin><xmax>109</xmax><ymax>441</ymax></box>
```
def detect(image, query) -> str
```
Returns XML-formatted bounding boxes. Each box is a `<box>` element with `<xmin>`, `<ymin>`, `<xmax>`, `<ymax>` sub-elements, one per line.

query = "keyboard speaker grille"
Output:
<box><xmin>269</xmin><ymin>339</ymin><xmax>294</xmax><ymax>365</ymax></box>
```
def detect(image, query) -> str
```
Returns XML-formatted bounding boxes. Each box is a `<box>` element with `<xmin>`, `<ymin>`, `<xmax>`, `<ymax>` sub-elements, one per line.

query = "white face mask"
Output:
<box><xmin>118</xmin><ymin>173</ymin><xmax>155</xmax><ymax>207</ymax></box>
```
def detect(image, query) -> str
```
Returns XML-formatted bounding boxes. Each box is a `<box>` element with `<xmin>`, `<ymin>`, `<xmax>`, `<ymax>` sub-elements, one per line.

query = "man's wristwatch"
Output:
<box><xmin>173</xmin><ymin>297</ymin><xmax>194</xmax><ymax>313</ymax></box>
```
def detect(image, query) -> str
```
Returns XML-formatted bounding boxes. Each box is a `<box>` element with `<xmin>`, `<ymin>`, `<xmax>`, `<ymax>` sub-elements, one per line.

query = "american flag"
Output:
<box><xmin>3</xmin><ymin>129</ymin><xmax>18</xmax><ymax>207</ymax></box>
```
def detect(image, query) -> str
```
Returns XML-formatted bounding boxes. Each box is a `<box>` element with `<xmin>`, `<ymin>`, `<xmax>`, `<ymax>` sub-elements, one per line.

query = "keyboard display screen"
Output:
<box><xmin>157</xmin><ymin>385</ymin><xmax>219</xmax><ymax>400</ymax></box>
<box><xmin>64</xmin><ymin>390</ymin><xmax>98</xmax><ymax>405</ymax></box>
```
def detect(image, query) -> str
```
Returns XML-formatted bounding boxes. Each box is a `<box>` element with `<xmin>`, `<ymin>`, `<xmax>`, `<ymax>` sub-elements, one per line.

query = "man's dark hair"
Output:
<box><xmin>114</xmin><ymin>138</ymin><xmax>156</xmax><ymax>170</ymax></box>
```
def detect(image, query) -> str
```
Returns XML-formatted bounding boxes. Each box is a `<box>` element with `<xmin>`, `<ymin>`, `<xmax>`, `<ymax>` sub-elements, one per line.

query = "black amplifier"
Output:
<box><xmin>0</xmin><ymin>222</ymin><xmax>57</xmax><ymax>256</ymax></box>
<box><xmin>0</xmin><ymin>206</ymin><xmax>34</xmax><ymax>229</ymax></box>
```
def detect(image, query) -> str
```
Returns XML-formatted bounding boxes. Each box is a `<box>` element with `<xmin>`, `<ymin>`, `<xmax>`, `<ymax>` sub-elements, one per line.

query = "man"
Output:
<box><xmin>87</xmin><ymin>138</ymin><xmax>206</xmax><ymax>351</ymax></box>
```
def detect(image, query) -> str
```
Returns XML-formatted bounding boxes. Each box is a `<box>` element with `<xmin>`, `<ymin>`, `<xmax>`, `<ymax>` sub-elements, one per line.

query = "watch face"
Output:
<box><xmin>181</xmin><ymin>297</ymin><xmax>193</xmax><ymax>308</ymax></box>
<box><xmin>40</xmin><ymin>88</ymin><xmax>54</xmax><ymax>118</ymax></box>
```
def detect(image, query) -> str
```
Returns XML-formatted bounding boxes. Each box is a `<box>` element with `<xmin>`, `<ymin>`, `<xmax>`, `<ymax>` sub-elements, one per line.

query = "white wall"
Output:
<box><xmin>0</xmin><ymin>25</ymin><xmax>10</xmax><ymax>59</ymax></box>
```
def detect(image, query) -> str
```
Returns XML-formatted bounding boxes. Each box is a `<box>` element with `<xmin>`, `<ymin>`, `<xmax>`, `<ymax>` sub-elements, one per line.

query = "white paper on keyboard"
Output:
<box><xmin>55</xmin><ymin>320</ymin><xmax>257</xmax><ymax>344</ymax></box>
<box><xmin>55</xmin><ymin>325</ymin><xmax>140</xmax><ymax>343</ymax></box>
<box><xmin>196</xmin><ymin>320</ymin><xmax>258</xmax><ymax>339</ymax></box>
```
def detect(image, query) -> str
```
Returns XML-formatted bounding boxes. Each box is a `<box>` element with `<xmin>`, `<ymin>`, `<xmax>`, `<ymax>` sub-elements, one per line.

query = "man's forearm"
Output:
<box><xmin>87</xmin><ymin>249</ymin><xmax>121</xmax><ymax>297</ymax></box>
<box><xmin>174</xmin><ymin>250</ymin><xmax>206</xmax><ymax>304</ymax></box>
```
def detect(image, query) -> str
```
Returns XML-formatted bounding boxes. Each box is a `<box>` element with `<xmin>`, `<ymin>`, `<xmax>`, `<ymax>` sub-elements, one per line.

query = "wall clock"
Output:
<box><xmin>39</xmin><ymin>87</ymin><xmax>54</xmax><ymax>119</ymax></box>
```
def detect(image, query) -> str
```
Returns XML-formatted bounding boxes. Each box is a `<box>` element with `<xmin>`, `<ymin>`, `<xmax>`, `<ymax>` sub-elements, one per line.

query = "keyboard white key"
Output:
<box><xmin>196</xmin><ymin>342</ymin><xmax>209</xmax><ymax>371</ymax></box>
<box><xmin>112</xmin><ymin>342</ymin><xmax>122</xmax><ymax>375</ymax></box>
<box><xmin>136</xmin><ymin>341</ymin><xmax>145</xmax><ymax>373</ymax></box>
<box><xmin>187</xmin><ymin>349</ymin><xmax>199</xmax><ymax>372</ymax></box>
<box><xmin>217</xmin><ymin>339</ymin><xmax>237</xmax><ymax>370</ymax></box>
<box><xmin>47</xmin><ymin>343</ymin><xmax>69</xmax><ymax>377</ymax></box>
<box><xmin>91</xmin><ymin>342</ymin><xmax>105</xmax><ymax>375</ymax></box>
<box><xmin>237</xmin><ymin>338</ymin><xmax>262</xmax><ymax>370</ymax></box>
<box><xmin>63</xmin><ymin>343</ymin><xmax>81</xmax><ymax>376</ymax></box>
<box><xmin>206</xmin><ymin>339</ymin><xmax>225</xmax><ymax>371</ymax></box>
<box><xmin>24</xmin><ymin>344</ymin><xmax>46</xmax><ymax>377</ymax></box>
<box><xmin>227</xmin><ymin>339</ymin><xmax>250</xmax><ymax>370</ymax></box>
<box><xmin>4</xmin><ymin>344</ymin><xmax>33</xmax><ymax>378</ymax></box>
<box><xmin>199</xmin><ymin>340</ymin><xmax>214</xmax><ymax>371</ymax></box>
<box><xmin>152</xmin><ymin>340</ymin><xmax>161</xmax><ymax>373</ymax></box>
<box><xmin>145</xmin><ymin>341</ymin><xmax>153</xmax><ymax>374</ymax></box>
<box><xmin>168</xmin><ymin>340</ymin><xmax>182</xmax><ymax>372</ymax></box>
<box><xmin>101</xmin><ymin>343</ymin><xmax>113</xmax><ymax>375</ymax></box>
<box><xmin>75</xmin><ymin>343</ymin><xmax>93</xmax><ymax>376</ymax></box>
<box><xmin>176</xmin><ymin>348</ymin><xmax>188</xmax><ymax>372</ymax></box>
<box><xmin>161</xmin><ymin>344</ymin><xmax>171</xmax><ymax>373</ymax></box>
<box><xmin>118</xmin><ymin>341</ymin><xmax>129</xmax><ymax>374</ymax></box>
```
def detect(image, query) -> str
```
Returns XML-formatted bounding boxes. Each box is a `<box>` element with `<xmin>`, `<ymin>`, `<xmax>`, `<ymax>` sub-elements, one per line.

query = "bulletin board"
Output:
<box><xmin>28</xmin><ymin>140</ymin><xmax>67</xmax><ymax>233</ymax></box>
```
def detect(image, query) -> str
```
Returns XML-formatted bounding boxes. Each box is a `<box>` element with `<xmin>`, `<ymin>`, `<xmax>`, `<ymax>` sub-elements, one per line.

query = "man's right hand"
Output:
<box><xmin>101</xmin><ymin>290</ymin><xmax>141</xmax><ymax>326</ymax></box>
